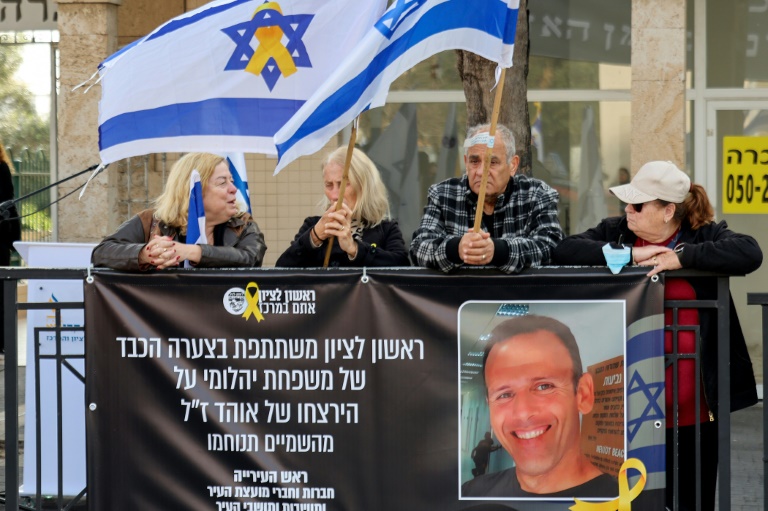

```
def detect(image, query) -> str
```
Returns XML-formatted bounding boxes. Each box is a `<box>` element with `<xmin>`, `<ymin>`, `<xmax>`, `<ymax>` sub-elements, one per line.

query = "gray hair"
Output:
<box><xmin>321</xmin><ymin>146</ymin><xmax>391</xmax><ymax>226</ymax></box>
<box><xmin>464</xmin><ymin>123</ymin><xmax>516</xmax><ymax>165</ymax></box>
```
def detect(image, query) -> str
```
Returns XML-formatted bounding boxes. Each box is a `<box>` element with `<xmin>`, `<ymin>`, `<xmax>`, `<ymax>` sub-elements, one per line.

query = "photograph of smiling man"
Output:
<box><xmin>459</xmin><ymin>302</ymin><xmax>623</xmax><ymax>500</ymax></box>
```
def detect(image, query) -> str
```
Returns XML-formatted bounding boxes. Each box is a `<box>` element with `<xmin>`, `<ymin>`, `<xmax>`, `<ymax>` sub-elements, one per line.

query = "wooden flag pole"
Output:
<box><xmin>323</xmin><ymin>117</ymin><xmax>359</xmax><ymax>268</ymax></box>
<box><xmin>472</xmin><ymin>67</ymin><xmax>507</xmax><ymax>233</ymax></box>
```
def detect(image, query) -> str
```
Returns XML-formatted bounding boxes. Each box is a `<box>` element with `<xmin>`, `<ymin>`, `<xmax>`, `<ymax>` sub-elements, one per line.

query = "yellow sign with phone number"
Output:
<box><xmin>722</xmin><ymin>136</ymin><xmax>768</xmax><ymax>214</ymax></box>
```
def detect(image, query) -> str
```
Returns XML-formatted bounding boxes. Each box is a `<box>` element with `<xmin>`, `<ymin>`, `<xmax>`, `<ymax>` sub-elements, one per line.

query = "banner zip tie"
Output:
<box><xmin>86</xmin><ymin>265</ymin><xmax>94</xmax><ymax>284</ymax></box>
<box><xmin>361</xmin><ymin>267</ymin><xmax>369</xmax><ymax>284</ymax></box>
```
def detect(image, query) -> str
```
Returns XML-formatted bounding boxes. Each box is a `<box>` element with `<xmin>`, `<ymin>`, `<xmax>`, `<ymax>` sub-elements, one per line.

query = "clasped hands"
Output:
<box><xmin>632</xmin><ymin>245</ymin><xmax>682</xmax><ymax>276</ymax></box>
<box><xmin>313</xmin><ymin>203</ymin><xmax>358</xmax><ymax>259</ymax></box>
<box><xmin>460</xmin><ymin>231</ymin><xmax>494</xmax><ymax>266</ymax></box>
<box><xmin>139</xmin><ymin>235</ymin><xmax>201</xmax><ymax>269</ymax></box>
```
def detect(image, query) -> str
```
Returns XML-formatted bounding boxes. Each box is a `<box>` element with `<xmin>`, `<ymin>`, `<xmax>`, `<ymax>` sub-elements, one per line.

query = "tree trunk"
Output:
<box><xmin>457</xmin><ymin>0</ymin><xmax>530</xmax><ymax>174</ymax></box>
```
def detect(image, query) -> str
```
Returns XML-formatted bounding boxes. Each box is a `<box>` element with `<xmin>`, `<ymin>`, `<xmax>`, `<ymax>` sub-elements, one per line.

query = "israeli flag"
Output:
<box><xmin>97</xmin><ymin>0</ymin><xmax>387</xmax><ymax>164</ymax></box>
<box><xmin>225</xmin><ymin>153</ymin><xmax>251</xmax><ymax>214</ymax></box>
<box><xmin>274</xmin><ymin>0</ymin><xmax>520</xmax><ymax>174</ymax></box>
<box><xmin>186</xmin><ymin>170</ymin><xmax>207</xmax><ymax>268</ymax></box>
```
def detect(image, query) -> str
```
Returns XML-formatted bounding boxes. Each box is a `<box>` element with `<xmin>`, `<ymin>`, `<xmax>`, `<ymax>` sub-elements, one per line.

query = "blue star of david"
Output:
<box><xmin>375</xmin><ymin>0</ymin><xmax>427</xmax><ymax>39</ymax></box>
<box><xmin>625</xmin><ymin>370</ymin><xmax>665</xmax><ymax>443</ymax></box>
<box><xmin>222</xmin><ymin>7</ymin><xmax>313</xmax><ymax>91</ymax></box>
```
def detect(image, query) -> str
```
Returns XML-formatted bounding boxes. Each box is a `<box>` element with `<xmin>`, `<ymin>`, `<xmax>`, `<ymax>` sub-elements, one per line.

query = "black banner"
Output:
<box><xmin>85</xmin><ymin>268</ymin><xmax>665</xmax><ymax>511</ymax></box>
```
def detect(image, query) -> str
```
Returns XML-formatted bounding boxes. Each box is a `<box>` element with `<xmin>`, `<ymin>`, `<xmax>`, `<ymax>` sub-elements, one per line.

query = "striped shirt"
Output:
<box><xmin>409</xmin><ymin>174</ymin><xmax>563</xmax><ymax>274</ymax></box>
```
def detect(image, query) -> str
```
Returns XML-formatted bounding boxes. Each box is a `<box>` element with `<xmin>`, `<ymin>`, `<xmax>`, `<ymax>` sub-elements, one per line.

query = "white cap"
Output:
<box><xmin>610</xmin><ymin>161</ymin><xmax>691</xmax><ymax>204</ymax></box>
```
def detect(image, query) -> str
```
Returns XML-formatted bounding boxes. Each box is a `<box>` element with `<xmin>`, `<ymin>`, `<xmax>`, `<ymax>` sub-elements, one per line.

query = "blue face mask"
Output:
<box><xmin>602</xmin><ymin>243</ymin><xmax>631</xmax><ymax>274</ymax></box>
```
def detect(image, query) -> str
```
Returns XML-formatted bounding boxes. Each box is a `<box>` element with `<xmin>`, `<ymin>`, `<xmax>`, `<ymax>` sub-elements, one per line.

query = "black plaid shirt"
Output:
<box><xmin>409</xmin><ymin>174</ymin><xmax>563</xmax><ymax>274</ymax></box>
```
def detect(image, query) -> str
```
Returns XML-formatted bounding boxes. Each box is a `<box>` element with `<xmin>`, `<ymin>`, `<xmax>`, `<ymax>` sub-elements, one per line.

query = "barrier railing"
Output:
<box><xmin>747</xmin><ymin>292</ymin><xmax>768</xmax><ymax>511</ymax></box>
<box><xmin>9</xmin><ymin>148</ymin><xmax>54</xmax><ymax>245</ymax></box>
<box><xmin>0</xmin><ymin>267</ymin><xmax>755</xmax><ymax>510</ymax></box>
<box><xmin>2</xmin><ymin>268</ymin><xmax>87</xmax><ymax>511</ymax></box>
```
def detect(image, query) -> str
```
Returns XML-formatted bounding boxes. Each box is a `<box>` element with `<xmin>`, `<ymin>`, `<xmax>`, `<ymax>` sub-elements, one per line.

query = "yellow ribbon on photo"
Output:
<box><xmin>246</xmin><ymin>2</ymin><xmax>298</xmax><ymax>78</ymax></box>
<box><xmin>242</xmin><ymin>282</ymin><xmax>265</xmax><ymax>322</ymax></box>
<box><xmin>570</xmin><ymin>458</ymin><xmax>646</xmax><ymax>511</ymax></box>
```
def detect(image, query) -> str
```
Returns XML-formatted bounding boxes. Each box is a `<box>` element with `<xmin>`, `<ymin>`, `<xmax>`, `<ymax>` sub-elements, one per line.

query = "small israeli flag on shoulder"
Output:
<box><xmin>186</xmin><ymin>169</ymin><xmax>207</xmax><ymax>268</ymax></box>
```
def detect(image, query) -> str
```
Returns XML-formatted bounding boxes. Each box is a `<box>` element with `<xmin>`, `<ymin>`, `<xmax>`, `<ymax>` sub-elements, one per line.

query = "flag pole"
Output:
<box><xmin>323</xmin><ymin>117</ymin><xmax>359</xmax><ymax>268</ymax></box>
<box><xmin>472</xmin><ymin>67</ymin><xmax>507</xmax><ymax>232</ymax></box>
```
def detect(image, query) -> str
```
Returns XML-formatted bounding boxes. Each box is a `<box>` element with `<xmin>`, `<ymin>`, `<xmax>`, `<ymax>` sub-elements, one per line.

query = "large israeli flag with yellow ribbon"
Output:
<box><xmin>274</xmin><ymin>0</ymin><xmax>520</xmax><ymax>174</ymax></box>
<box><xmin>97</xmin><ymin>0</ymin><xmax>387</xmax><ymax>164</ymax></box>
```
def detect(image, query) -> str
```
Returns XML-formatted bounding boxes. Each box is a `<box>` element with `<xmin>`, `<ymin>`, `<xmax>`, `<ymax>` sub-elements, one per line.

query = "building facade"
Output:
<box><xmin>2</xmin><ymin>0</ymin><xmax>766</xmax><ymax>387</ymax></box>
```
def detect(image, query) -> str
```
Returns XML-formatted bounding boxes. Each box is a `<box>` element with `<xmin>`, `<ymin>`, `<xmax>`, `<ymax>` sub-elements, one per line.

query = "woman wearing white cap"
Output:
<box><xmin>553</xmin><ymin>160</ymin><xmax>762</xmax><ymax>511</ymax></box>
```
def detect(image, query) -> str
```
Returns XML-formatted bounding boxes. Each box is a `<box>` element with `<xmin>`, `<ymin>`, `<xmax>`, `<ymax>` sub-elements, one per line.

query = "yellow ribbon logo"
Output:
<box><xmin>246</xmin><ymin>2</ymin><xmax>298</xmax><ymax>78</ymax></box>
<box><xmin>570</xmin><ymin>458</ymin><xmax>646</xmax><ymax>511</ymax></box>
<box><xmin>242</xmin><ymin>282</ymin><xmax>265</xmax><ymax>322</ymax></box>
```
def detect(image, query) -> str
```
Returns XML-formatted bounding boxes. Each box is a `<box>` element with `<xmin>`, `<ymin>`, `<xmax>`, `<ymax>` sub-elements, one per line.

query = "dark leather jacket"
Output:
<box><xmin>92</xmin><ymin>209</ymin><xmax>267</xmax><ymax>270</ymax></box>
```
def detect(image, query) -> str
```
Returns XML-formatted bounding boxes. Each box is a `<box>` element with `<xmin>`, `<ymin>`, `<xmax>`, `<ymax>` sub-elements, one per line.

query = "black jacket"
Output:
<box><xmin>0</xmin><ymin>161</ymin><xmax>21</xmax><ymax>251</ymax></box>
<box><xmin>553</xmin><ymin>216</ymin><xmax>762</xmax><ymax>414</ymax></box>
<box><xmin>275</xmin><ymin>216</ymin><xmax>409</xmax><ymax>268</ymax></box>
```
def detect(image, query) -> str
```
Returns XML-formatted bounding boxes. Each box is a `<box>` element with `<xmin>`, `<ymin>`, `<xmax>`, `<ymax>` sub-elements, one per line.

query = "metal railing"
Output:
<box><xmin>748</xmin><ymin>292</ymin><xmax>768</xmax><ymax>511</ymax></box>
<box><xmin>0</xmin><ymin>267</ymin><xmax>757</xmax><ymax>510</ymax></box>
<box><xmin>2</xmin><ymin>268</ymin><xmax>86</xmax><ymax>511</ymax></box>
<box><xmin>7</xmin><ymin>148</ymin><xmax>53</xmax><ymax>245</ymax></box>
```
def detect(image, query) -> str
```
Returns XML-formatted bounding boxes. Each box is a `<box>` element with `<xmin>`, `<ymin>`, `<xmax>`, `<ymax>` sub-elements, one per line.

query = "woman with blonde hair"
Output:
<box><xmin>276</xmin><ymin>146</ymin><xmax>408</xmax><ymax>267</ymax></box>
<box><xmin>93</xmin><ymin>152</ymin><xmax>266</xmax><ymax>270</ymax></box>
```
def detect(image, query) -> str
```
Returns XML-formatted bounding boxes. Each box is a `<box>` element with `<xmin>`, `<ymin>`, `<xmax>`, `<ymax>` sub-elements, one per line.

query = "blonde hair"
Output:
<box><xmin>321</xmin><ymin>147</ymin><xmax>390</xmax><ymax>226</ymax></box>
<box><xmin>154</xmin><ymin>152</ymin><xmax>231</xmax><ymax>231</ymax></box>
<box><xmin>0</xmin><ymin>144</ymin><xmax>15</xmax><ymax>174</ymax></box>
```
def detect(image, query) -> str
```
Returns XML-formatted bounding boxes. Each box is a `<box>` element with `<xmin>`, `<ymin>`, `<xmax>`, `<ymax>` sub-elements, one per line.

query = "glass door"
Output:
<box><xmin>706</xmin><ymin>100</ymin><xmax>768</xmax><ymax>396</ymax></box>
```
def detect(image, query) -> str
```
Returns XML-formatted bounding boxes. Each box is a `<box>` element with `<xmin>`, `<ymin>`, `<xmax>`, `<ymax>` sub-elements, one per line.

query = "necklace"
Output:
<box><xmin>637</xmin><ymin>227</ymin><xmax>681</xmax><ymax>249</ymax></box>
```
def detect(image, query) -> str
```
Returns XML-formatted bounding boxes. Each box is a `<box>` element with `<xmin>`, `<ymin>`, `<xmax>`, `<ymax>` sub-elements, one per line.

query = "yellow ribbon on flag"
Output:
<box><xmin>570</xmin><ymin>458</ymin><xmax>646</xmax><ymax>511</ymax></box>
<box><xmin>246</xmin><ymin>2</ymin><xmax>298</xmax><ymax>78</ymax></box>
<box><xmin>242</xmin><ymin>282</ymin><xmax>265</xmax><ymax>322</ymax></box>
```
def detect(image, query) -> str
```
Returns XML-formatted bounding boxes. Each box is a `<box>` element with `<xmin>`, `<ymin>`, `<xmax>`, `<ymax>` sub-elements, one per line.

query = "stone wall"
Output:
<box><xmin>630</xmin><ymin>0</ymin><xmax>686</xmax><ymax>174</ymax></box>
<box><xmin>57</xmin><ymin>0</ymin><xmax>121</xmax><ymax>243</ymax></box>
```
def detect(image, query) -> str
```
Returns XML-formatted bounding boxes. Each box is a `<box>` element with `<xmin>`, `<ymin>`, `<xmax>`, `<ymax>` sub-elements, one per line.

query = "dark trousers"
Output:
<box><xmin>665</xmin><ymin>421</ymin><xmax>718</xmax><ymax>511</ymax></box>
